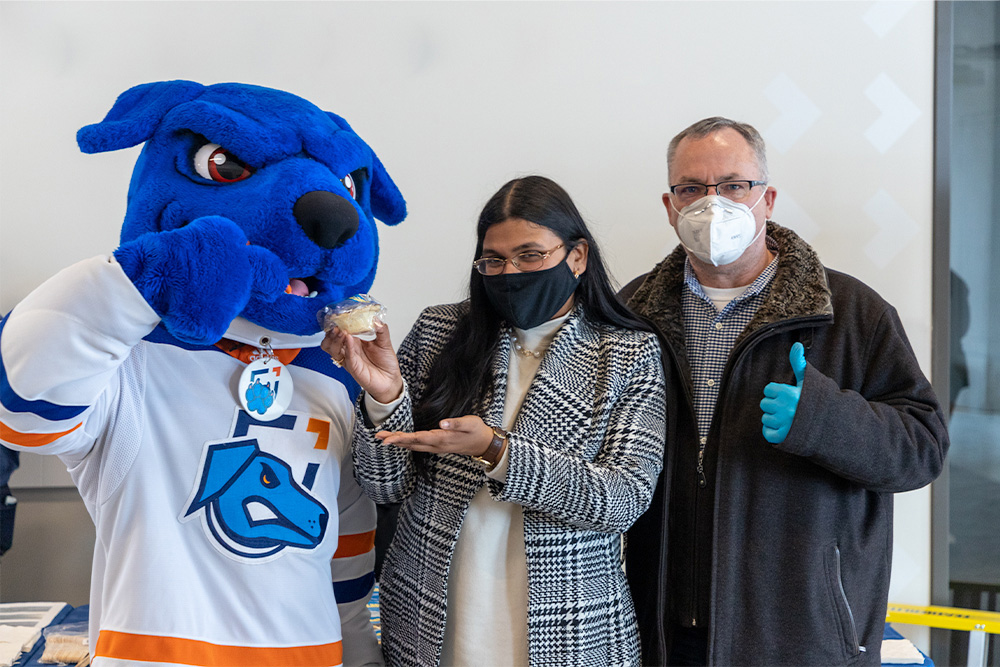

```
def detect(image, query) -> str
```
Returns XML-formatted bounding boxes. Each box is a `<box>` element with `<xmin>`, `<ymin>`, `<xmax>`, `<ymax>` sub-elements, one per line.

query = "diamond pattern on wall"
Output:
<box><xmin>865</xmin><ymin>73</ymin><xmax>921</xmax><ymax>154</ymax></box>
<box><xmin>763</xmin><ymin>73</ymin><xmax>821</xmax><ymax>154</ymax></box>
<box><xmin>863</xmin><ymin>189</ymin><xmax>918</xmax><ymax>268</ymax></box>
<box><xmin>864</xmin><ymin>0</ymin><xmax>917</xmax><ymax>38</ymax></box>
<box><xmin>771</xmin><ymin>192</ymin><xmax>819</xmax><ymax>245</ymax></box>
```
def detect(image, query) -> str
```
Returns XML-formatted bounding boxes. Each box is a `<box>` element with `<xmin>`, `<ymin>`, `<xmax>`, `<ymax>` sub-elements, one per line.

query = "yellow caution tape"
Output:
<box><xmin>886</xmin><ymin>603</ymin><xmax>1000</xmax><ymax>633</ymax></box>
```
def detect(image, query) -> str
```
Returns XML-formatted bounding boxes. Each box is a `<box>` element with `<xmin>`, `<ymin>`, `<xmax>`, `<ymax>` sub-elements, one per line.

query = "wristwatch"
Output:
<box><xmin>472</xmin><ymin>426</ymin><xmax>507</xmax><ymax>471</ymax></box>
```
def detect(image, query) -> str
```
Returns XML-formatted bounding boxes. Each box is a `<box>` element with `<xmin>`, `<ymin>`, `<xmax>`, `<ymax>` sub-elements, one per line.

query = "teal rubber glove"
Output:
<box><xmin>760</xmin><ymin>342</ymin><xmax>807</xmax><ymax>444</ymax></box>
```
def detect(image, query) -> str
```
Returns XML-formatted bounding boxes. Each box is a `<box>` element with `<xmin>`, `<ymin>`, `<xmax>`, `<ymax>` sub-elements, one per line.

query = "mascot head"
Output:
<box><xmin>77</xmin><ymin>80</ymin><xmax>406</xmax><ymax>340</ymax></box>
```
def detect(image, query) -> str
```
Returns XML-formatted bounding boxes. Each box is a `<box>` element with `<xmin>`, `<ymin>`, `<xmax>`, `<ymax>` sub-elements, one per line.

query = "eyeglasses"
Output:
<box><xmin>473</xmin><ymin>244</ymin><xmax>565</xmax><ymax>276</ymax></box>
<box><xmin>669</xmin><ymin>180</ymin><xmax>767</xmax><ymax>204</ymax></box>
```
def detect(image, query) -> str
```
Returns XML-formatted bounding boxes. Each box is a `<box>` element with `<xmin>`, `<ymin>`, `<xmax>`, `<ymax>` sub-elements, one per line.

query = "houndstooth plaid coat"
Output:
<box><xmin>352</xmin><ymin>302</ymin><xmax>667</xmax><ymax>666</ymax></box>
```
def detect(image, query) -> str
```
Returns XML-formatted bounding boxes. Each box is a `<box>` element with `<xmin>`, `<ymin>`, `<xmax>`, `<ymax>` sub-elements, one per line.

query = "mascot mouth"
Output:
<box><xmin>286</xmin><ymin>277</ymin><xmax>320</xmax><ymax>298</ymax></box>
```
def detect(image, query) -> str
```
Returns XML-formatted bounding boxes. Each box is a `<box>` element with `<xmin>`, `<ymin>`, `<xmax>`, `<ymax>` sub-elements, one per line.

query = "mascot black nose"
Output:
<box><xmin>293</xmin><ymin>191</ymin><xmax>360</xmax><ymax>249</ymax></box>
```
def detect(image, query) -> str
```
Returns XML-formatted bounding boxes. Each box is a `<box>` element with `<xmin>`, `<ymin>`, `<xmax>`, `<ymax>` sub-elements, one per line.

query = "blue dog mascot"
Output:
<box><xmin>0</xmin><ymin>81</ymin><xmax>405</xmax><ymax>666</ymax></box>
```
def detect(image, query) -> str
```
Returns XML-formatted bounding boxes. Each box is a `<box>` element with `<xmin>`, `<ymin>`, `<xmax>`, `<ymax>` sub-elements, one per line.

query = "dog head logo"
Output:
<box><xmin>77</xmin><ymin>80</ymin><xmax>406</xmax><ymax>339</ymax></box>
<box><xmin>183</xmin><ymin>439</ymin><xmax>328</xmax><ymax>560</ymax></box>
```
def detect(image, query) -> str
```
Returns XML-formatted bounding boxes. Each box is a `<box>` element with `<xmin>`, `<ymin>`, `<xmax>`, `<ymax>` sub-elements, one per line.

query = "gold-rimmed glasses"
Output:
<box><xmin>473</xmin><ymin>244</ymin><xmax>566</xmax><ymax>276</ymax></box>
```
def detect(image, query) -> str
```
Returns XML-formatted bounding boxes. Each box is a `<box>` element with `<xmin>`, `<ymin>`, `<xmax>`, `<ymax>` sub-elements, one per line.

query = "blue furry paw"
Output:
<box><xmin>114</xmin><ymin>216</ymin><xmax>287</xmax><ymax>344</ymax></box>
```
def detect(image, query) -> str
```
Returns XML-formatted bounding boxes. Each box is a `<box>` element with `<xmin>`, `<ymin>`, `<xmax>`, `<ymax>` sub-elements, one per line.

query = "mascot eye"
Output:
<box><xmin>259</xmin><ymin>462</ymin><xmax>280</xmax><ymax>489</ymax></box>
<box><xmin>193</xmin><ymin>143</ymin><xmax>253</xmax><ymax>183</ymax></box>
<box><xmin>340</xmin><ymin>174</ymin><xmax>357</xmax><ymax>200</ymax></box>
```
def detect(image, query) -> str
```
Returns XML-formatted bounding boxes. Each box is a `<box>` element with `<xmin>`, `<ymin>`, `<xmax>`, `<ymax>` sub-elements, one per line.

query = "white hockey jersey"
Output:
<box><xmin>0</xmin><ymin>256</ymin><xmax>381</xmax><ymax>667</ymax></box>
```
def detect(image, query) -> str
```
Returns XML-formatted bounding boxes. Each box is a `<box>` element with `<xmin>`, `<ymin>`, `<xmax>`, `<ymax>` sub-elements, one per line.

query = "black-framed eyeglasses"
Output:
<box><xmin>473</xmin><ymin>244</ymin><xmax>565</xmax><ymax>276</ymax></box>
<box><xmin>669</xmin><ymin>180</ymin><xmax>767</xmax><ymax>204</ymax></box>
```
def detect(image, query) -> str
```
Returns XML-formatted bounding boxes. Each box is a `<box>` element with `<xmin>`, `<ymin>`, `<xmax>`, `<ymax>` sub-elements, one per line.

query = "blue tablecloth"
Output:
<box><xmin>12</xmin><ymin>605</ymin><xmax>88</xmax><ymax>667</ymax></box>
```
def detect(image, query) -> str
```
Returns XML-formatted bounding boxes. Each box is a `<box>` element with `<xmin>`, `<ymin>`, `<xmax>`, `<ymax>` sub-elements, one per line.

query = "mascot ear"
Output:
<box><xmin>325</xmin><ymin>112</ymin><xmax>406</xmax><ymax>227</ymax></box>
<box><xmin>370</xmin><ymin>153</ymin><xmax>407</xmax><ymax>226</ymax></box>
<box><xmin>77</xmin><ymin>80</ymin><xmax>205</xmax><ymax>154</ymax></box>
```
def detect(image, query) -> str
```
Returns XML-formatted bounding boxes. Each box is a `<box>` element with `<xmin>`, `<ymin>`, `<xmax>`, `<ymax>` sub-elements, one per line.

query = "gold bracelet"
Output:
<box><xmin>472</xmin><ymin>426</ymin><xmax>507</xmax><ymax>469</ymax></box>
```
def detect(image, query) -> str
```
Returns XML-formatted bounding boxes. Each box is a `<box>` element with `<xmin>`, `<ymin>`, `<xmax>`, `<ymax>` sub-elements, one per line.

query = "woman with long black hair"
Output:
<box><xmin>323</xmin><ymin>175</ymin><xmax>666</xmax><ymax>666</ymax></box>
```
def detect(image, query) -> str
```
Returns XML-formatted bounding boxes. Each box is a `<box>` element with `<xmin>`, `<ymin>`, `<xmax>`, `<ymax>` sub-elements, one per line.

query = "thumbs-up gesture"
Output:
<box><xmin>760</xmin><ymin>342</ymin><xmax>807</xmax><ymax>444</ymax></box>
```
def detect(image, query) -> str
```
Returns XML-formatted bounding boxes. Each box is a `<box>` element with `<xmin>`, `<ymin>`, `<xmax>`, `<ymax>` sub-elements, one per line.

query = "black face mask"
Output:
<box><xmin>482</xmin><ymin>257</ymin><xmax>580</xmax><ymax>330</ymax></box>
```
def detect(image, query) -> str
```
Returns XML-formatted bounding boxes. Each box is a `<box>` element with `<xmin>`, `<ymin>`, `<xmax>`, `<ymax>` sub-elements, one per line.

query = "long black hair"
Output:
<box><xmin>412</xmin><ymin>175</ymin><xmax>651</xmax><ymax>430</ymax></box>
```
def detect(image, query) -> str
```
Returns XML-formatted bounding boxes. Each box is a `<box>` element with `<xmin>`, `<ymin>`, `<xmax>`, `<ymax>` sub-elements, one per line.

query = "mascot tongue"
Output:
<box><xmin>287</xmin><ymin>279</ymin><xmax>310</xmax><ymax>297</ymax></box>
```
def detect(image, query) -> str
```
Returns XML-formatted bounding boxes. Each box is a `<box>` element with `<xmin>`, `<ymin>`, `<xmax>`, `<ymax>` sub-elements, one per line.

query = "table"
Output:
<box><xmin>883</xmin><ymin>623</ymin><xmax>934</xmax><ymax>666</ymax></box>
<box><xmin>10</xmin><ymin>604</ymin><xmax>931</xmax><ymax>665</ymax></box>
<box><xmin>11</xmin><ymin>605</ymin><xmax>87</xmax><ymax>667</ymax></box>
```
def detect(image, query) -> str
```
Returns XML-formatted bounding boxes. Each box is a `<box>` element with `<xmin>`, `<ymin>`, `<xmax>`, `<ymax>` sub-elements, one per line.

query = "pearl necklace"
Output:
<box><xmin>511</xmin><ymin>334</ymin><xmax>544</xmax><ymax>359</ymax></box>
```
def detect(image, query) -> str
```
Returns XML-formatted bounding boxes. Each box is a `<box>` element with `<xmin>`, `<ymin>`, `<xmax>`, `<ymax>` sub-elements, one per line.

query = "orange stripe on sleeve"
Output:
<box><xmin>0</xmin><ymin>420</ymin><xmax>82</xmax><ymax>447</ymax></box>
<box><xmin>94</xmin><ymin>631</ymin><xmax>343</xmax><ymax>667</ymax></box>
<box><xmin>333</xmin><ymin>530</ymin><xmax>376</xmax><ymax>559</ymax></box>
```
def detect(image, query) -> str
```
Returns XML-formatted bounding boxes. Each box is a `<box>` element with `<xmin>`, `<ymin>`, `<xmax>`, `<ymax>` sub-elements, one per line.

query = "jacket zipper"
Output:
<box><xmin>696</xmin><ymin>446</ymin><xmax>707</xmax><ymax>488</ymax></box>
<box><xmin>691</xmin><ymin>443</ymin><xmax>706</xmax><ymax>626</ymax></box>
<box><xmin>834</xmin><ymin>546</ymin><xmax>861</xmax><ymax>654</ymax></box>
<box><xmin>643</xmin><ymin>321</ymin><xmax>703</xmax><ymax>640</ymax></box>
<box><xmin>660</xmin><ymin>328</ymin><xmax>704</xmax><ymax>629</ymax></box>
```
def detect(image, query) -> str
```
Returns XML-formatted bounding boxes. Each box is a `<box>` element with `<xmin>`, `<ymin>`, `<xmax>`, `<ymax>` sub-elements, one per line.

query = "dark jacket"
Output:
<box><xmin>623</xmin><ymin>222</ymin><xmax>948</xmax><ymax>666</ymax></box>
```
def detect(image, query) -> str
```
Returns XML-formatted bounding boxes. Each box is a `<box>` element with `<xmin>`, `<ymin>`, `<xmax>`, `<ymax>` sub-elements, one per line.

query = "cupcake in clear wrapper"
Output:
<box><xmin>318</xmin><ymin>294</ymin><xmax>386</xmax><ymax>341</ymax></box>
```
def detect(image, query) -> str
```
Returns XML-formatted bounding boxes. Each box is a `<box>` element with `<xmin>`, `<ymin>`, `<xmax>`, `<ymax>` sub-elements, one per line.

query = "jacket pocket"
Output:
<box><xmin>824</xmin><ymin>543</ymin><xmax>862</xmax><ymax>661</ymax></box>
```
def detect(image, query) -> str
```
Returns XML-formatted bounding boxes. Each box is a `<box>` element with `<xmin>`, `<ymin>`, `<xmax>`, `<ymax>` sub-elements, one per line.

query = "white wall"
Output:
<box><xmin>0</xmin><ymin>0</ymin><xmax>937</xmax><ymax>631</ymax></box>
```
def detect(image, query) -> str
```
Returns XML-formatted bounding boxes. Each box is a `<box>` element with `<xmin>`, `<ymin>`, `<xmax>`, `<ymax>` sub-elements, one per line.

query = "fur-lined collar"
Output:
<box><xmin>628</xmin><ymin>221</ymin><xmax>833</xmax><ymax>376</ymax></box>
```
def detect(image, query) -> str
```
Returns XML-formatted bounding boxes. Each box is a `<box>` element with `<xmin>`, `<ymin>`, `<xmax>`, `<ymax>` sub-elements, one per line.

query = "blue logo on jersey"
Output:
<box><xmin>184</xmin><ymin>439</ymin><xmax>328</xmax><ymax>559</ymax></box>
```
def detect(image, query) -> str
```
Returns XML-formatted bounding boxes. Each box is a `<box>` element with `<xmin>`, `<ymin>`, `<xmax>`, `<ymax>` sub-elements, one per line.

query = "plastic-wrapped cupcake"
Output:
<box><xmin>317</xmin><ymin>294</ymin><xmax>386</xmax><ymax>341</ymax></box>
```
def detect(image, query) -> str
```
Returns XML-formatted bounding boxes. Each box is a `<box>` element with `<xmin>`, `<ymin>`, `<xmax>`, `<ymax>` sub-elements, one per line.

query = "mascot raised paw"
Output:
<box><xmin>0</xmin><ymin>80</ymin><xmax>406</xmax><ymax>667</ymax></box>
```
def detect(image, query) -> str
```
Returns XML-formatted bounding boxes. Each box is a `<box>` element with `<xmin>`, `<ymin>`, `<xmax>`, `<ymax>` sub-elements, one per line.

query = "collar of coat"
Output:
<box><xmin>628</xmin><ymin>221</ymin><xmax>833</xmax><ymax>376</ymax></box>
<box><xmin>481</xmin><ymin>302</ymin><xmax>592</xmax><ymax>423</ymax></box>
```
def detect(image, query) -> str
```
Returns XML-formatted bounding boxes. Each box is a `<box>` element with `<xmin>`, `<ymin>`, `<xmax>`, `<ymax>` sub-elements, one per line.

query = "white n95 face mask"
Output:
<box><xmin>671</xmin><ymin>191</ymin><xmax>767</xmax><ymax>267</ymax></box>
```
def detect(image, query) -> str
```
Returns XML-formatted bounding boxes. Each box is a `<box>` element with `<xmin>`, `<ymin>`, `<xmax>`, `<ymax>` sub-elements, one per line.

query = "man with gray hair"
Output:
<box><xmin>622</xmin><ymin>116</ymin><xmax>949</xmax><ymax>665</ymax></box>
